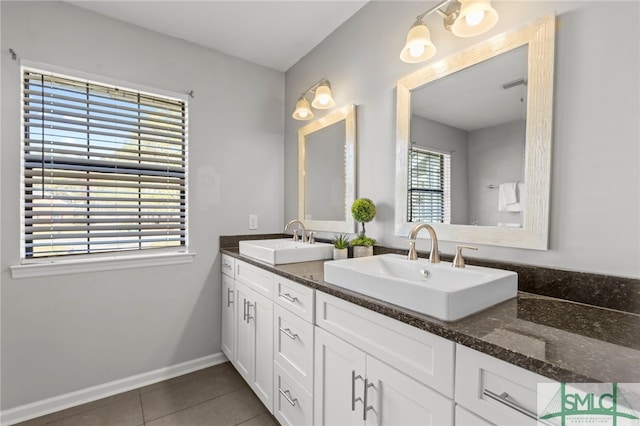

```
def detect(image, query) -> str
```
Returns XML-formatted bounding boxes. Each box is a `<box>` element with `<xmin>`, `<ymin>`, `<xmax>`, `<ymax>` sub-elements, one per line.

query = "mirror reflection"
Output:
<box><xmin>299</xmin><ymin>104</ymin><xmax>356</xmax><ymax>233</ymax></box>
<box><xmin>304</xmin><ymin>119</ymin><xmax>346</xmax><ymax>221</ymax></box>
<box><xmin>409</xmin><ymin>45</ymin><xmax>528</xmax><ymax>227</ymax></box>
<box><xmin>395</xmin><ymin>15</ymin><xmax>555</xmax><ymax>250</ymax></box>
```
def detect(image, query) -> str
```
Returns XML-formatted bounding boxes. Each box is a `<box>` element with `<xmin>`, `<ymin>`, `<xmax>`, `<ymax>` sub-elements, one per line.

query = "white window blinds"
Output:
<box><xmin>408</xmin><ymin>147</ymin><xmax>451</xmax><ymax>224</ymax></box>
<box><xmin>22</xmin><ymin>69</ymin><xmax>187</xmax><ymax>259</ymax></box>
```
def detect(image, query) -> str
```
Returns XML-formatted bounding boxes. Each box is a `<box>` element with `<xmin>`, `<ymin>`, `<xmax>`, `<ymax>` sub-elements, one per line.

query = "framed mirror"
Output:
<box><xmin>299</xmin><ymin>104</ymin><xmax>356</xmax><ymax>233</ymax></box>
<box><xmin>395</xmin><ymin>15</ymin><xmax>555</xmax><ymax>250</ymax></box>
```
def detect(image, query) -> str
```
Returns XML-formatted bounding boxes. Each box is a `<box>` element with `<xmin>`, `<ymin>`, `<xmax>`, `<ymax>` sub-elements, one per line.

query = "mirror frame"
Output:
<box><xmin>299</xmin><ymin>104</ymin><xmax>357</xmax><ymax>233</ymax></box>
<box><xmin>395</xmin><ymin>15</ymin><xmax>555</xmax><ymax>250</ymax></box>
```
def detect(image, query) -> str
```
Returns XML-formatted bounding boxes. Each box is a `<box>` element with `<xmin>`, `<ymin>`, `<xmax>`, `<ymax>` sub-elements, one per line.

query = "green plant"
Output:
<box><xmin>332</xmin><ymin>234</ymin><xmax>350</xmax><ymax>249</ymax></box>
<box><xmin>350</xmin><ymin>236</ymin><xmax>376</xmax><ymax>247</ymax></box>
<box><xmin>351</xmin><ymin>198</ymin><xmax>376</xmax><ymax>237</ymax></box>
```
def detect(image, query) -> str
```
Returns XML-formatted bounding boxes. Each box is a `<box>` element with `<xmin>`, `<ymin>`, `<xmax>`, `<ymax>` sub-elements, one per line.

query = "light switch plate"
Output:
<box><xmin>249</xmin><ymin>214</ymin><xmax>258</xmax><ymax>230</ymax></box>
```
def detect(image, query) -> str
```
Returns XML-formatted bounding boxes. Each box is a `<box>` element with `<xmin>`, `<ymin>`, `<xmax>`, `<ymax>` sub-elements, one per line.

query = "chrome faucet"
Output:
<box><xmin>285</xmin><ymin>219</ymin><xmax>308</xmax><ymax>242</ymax></box>
<box><xmin>407</xmin><ymin>223</ymin><xmax>440</xmax><ymax>263</ymax></box>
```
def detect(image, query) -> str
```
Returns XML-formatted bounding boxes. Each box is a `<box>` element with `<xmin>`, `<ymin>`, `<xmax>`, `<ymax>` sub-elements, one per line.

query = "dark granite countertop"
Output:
<box><xmin>220</xmin><ymin>247</ymin><xmax>640</xmax><ymax>384</ymax></box>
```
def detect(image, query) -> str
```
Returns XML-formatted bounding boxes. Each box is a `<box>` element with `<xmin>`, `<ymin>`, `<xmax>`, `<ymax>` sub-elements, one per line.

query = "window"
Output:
<box><xmin>407</xmin><ymin>147</ymin><xmax>451</xmax><ymax>223</ymax></box>
<box><xmin>22</xmin><ymin>68</ymin><xmax>187</xmax><ymax>260</ymax></box>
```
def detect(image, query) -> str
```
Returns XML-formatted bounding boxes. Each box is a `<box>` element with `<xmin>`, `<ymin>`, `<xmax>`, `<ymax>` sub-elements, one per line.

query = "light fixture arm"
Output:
<box><xmin>415</xmin><ymin>0</ymin><xmax>456</xmax><ymax>22</ymax></box>
<box><xmin>298</xmin><ymin>78</ymin><xmax>330</xmax><ymax>99</ymax></box>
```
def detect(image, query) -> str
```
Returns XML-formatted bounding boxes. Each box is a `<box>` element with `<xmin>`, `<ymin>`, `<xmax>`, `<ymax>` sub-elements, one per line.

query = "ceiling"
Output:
<box><xmin>64</xmin><ymin>0</ymin><xmax>369</xmax><ymax>72</ymax></box>
<box><xmin>411</xmin><ymin>45</ymin><xmax>529</xmax><ymax>132</ymax></box>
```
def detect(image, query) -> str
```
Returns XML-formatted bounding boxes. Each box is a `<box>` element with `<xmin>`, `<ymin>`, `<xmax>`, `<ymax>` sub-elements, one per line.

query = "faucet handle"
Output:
<box><xmin>292</xmin><ymin>229</ymin><xmax>299</xmax><ymax>241</ymax></box>
<box><xmin>453</xmin><ymin>245</ymin><xmax>478</xmax><ymax>268</ymax></box>
<box><xmin>309</xmin><ymin>231</ymin><xmax>316</xmax><ymax>244</ymax></box>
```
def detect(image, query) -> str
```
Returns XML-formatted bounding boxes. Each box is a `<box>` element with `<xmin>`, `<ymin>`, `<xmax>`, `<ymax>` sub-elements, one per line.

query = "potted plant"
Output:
<box><xmin>351</xmin><ymin>198</ymin><xmax>377</xmax><ymax>257</ymax></box>
<box><xmin>350</xmin><ymin>235</ymin><xmax>376</xmax><ymax>258</ymax></box>
<box><xmin>332</xmin><ymin>234</ymin><xmax>350</xmax><ymax>260</ymax></box>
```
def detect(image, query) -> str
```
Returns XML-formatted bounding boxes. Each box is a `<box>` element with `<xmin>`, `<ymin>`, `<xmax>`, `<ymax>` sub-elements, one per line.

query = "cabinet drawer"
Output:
<box><xmin>274</xmin><ymin>362</ymin><xmax>313</xmax><ymax>426</ymax></box>
<box><xmin>316</xmin><ymin>292</ymin><xmax>455</xmax><ymax>398</ymax></box>
<box><xmin>455</xmin><ymin>405</ymin><xmax>492</xmax><ymax>426</ymax></box>
<box><xmin>274</xmin><ymin>305</ymin><xmax>314</xmax><ymax>393</ymax></box>
<box><xmin>274</xmin><ymin>275</ymin><xmax>314</xmax><ymax>323</ymax></box>
<box><xmin>221</xmin><ymin>254</ymin><xmax>235</xmax><ymax>278</ymax></box>
<box><xmin>455</xmin><ymin>344</ymin><xmax>555</xmax><ymax>426</ymax></box>
<box><xmin>236</xmin><ymin>260</ymin><xmax>274</xmax><ymax>299</ymax></box>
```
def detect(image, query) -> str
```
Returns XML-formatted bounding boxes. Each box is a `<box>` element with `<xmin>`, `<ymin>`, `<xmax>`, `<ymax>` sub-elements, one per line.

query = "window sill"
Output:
<box><xmin>10</xmin><ymin>251</ymin><xmax>196</xmax><ymax>279</ymax></box>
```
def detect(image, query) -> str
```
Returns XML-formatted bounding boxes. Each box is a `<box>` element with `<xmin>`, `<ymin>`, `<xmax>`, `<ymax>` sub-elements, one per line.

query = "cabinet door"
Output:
<box><xmin>314</xmin><ymin>328</ymin><xmax>366</xmax><ymax>426</ymax></box>
<box><xmin>221</xmin><ymin>275</ymin><xmax>235</xmax><ymax>361</ymax></box>
<box><xmin>274</xmin><ymin>304</ymin><xmax>314</xmax><ymax>393</ymax></box>
<box><xmin>251</xmin><ymin>289</ymin><xmax>274</xmax><ymax>413</ymax></box>
<box><xmin>235</xmin><ymin>282</ymin><xmax>253</xmax><ymax>384</ymax></box>
<box><xmin>366</xmin><ymin>356</ymin><xmax>454</xmax><ymax>426</ymax></box>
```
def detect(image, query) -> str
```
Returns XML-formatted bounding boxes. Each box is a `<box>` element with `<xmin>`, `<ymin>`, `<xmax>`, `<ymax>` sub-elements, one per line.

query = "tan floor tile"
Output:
<box><xmin>237</xmin><ymin>412</ymin><xmax>279</xmax><ymax>426</ymax></box>
<box><xmin>145</xmin><ymin>387</ymin><xmax>267</xmax><ymax>426</ymax></box>
<box><xmin>15</xmin><ymin>390</ymin><xmax>143</xmax><ymax>426</ymax></box>
<box><xmin>141</xmin><ymin>363</ymin><xmax>247</xmax><ymax>421</ymax></box>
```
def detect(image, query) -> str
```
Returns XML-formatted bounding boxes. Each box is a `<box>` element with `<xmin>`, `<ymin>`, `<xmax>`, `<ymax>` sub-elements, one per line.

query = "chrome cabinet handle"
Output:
<box><xmin>242</xmin><ymin>299</ymin><xmax>247</xmax><ymax>322</ymax></box>
<box><xmin>279</xmin><ymin>327</ymin><xmax>298</xmax><ymax>340</ymax></box>
<box><xmin>226</xmin><ymin>288</ymin><xmax>233</xmax><ymax>307</ymax></box>
<box><xmin>483</xmin><ymin>389</ymin><xmax>537</xmax><ymax>420</ymax></box>
<box><xmin>223</xmin><ymin>261</ymin><xmax>232</xmax><ymax>270</ymax></box>
<box><xmin>363</xmin><ymin>379</ymin><xmax>376</xmax><ymax>421</ymax></box>
<box><xmin>351</xmin><ymin>370</ymin><xmax>363</xmax><ymax>411</ymax></box>
<box><xmin>278</xmin><ymin>292</ymin><xmax>299</xmax><ymax>303</ymax></box>
<box><xmin>279</xmin><ymin>388</ymin><xmax>298</xmax><ymax>406</ymax></box>
<box><xmin>246</xmin><ymin>302</ymin><xmax>254</xmax><ymax>322</ymax></box>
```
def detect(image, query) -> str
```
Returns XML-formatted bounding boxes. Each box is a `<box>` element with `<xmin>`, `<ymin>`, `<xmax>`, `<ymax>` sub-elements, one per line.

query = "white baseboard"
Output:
<box><xmin>1</xmin><ymin>352</ymin><xmax>228</xmax><ymax>426</ymax></box>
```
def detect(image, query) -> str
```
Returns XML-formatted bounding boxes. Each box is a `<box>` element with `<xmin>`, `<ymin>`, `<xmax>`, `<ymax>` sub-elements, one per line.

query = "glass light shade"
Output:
<box><xmin>451</xmin><ymin>0</ymin><xmax>498</xmax><ymax>37</ymax></box>
<box><xmin>400</xmin><ymin>21</ymin><xmax>436</xmax><ymax>64</ymax></box>
<box><xmin>292</xmin><ymin>97</ymin><xmax>314</xmax><ymax>120</ymax></box>
<box><xmin>311</xmin><ymin>84</ymin><xmax>335</xmax><ymax>109</ymax></box>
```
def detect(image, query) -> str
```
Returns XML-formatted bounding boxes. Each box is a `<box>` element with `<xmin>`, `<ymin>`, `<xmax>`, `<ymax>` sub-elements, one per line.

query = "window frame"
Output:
<box><xmin>13</xmin><ymin>62</ymin><xmax>194</xmax><ymax>278</ymax></box>
<box><xmin>407</xmin><ymin>146</ymin><xmax>451</xmax><ymax>224</ymax></box>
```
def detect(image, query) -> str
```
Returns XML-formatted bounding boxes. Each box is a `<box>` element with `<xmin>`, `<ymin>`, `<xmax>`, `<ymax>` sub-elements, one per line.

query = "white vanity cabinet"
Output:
<box><xmin>273</xmin><ymin>276</ymin><xmax>316</xmax><ymax>426</ymax></box>
<box><xmin>221</xmin><ymin>254</ymin><xmax>559</xmax><ymax>426</ymax></box>
<box><xmin>455</xmin><ymin>344</ymin><xmax>556</xmax><ymax>425</ymax></box>
<box><xmin>221</xmin><ymin>254</ymin><xmax>235</xmax><ymax>362</ymax></box>
<box><xmin>314</xmin><ymin>292</ymin><xmax>455</xmax><ymax>426</ymax></box>
<box><xmin>230</xmin><ymin>258</ymin><xmax>275</xmax><ymax>413</ymax></box>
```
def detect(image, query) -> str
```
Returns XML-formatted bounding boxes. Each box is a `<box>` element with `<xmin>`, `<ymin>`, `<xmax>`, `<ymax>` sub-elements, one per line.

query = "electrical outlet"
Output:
<box><xmin>249</xmin><ymin>214</ymin><xmax>258</xmax><ymax>230</ymax></box>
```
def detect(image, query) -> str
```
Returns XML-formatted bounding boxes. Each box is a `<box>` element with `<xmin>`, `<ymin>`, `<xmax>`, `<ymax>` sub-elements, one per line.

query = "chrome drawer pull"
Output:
<box><xmin>279</xmin><ymin>292</ymin><xmax>299</xmax><ymax>303</ymax></box>
<box><xmin>351</xmin><ymin>370</ymin><xmax>363</xmax><ymax>411</ymax></box>
<box><xmin>242</xmin><ymin>299</ymin><xmax>248</xmax><ymax>321</ymax></box>
<box><xmin>279</xmin><ymin>388</ymin><xmax>298</xmax><ymax>406</ymax></box>
<box><xmin>483</xmin><ymin>389</ymin><xmax>538</xmax><ymax>420</ymax></box>
<box><xmin>363</xmin><ymin>379</ymin><xmax>376</xmax><ymax>421</ymax></box>
<box><xmin>227</xmin><ymin>288</ymin><xmax>233</xmax><ymax>307</ymax></box>
<box><xmin>246</xmin><ymin>302</ymin><xmax>254</xmax><ymax>322</ymax></box>
<box><xmin>279</xmin><ymin>327</ymin><xmax>299</xmax><ymax>340</ymax></box>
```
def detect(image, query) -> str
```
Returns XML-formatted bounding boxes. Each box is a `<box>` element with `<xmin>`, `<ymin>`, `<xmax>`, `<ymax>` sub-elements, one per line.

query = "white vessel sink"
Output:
<box><xmin>239</xmin><ymin>239</ymin><xmax>333</xmax><ymax>265</ymax></box>
<box><xmin>323</xmin><ymin>253</ymin><xmax>517</xmax><ymax>321</ymax></box>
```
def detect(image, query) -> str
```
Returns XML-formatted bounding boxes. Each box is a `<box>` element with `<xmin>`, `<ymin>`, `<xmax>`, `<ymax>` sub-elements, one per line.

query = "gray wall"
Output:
<box><xmin>468</xmin><ymin>119</ymin><xmax>526</xmax><ymax>226</ymax></box>
<box><xmin>284</xmin><ymin>1</ymin><xmax>640</xmax><ymax>278</ymax></box>
<box><xmin>1</xmin><ymin>1</ymin><xmax>284</xmax><ymax>410</ymax></box>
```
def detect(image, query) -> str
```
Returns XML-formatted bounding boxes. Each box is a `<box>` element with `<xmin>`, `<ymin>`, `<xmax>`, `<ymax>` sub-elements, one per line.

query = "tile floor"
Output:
<box><xmin>16</xmin><ymin>362</ymin><xmax>279</xmax><ymax>426</ymax></box>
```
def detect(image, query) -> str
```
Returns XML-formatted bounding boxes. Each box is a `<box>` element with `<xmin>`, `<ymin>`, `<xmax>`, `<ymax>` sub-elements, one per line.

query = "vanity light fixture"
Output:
<box><xmin>292</xmin><ymin>79</ymin><xmax>336</xmax><ymax>121</ymax></box>
<box><xmin>400</xmin><ymin>0</ymin><xmax>499</xmax><ymax>64</ymax></box>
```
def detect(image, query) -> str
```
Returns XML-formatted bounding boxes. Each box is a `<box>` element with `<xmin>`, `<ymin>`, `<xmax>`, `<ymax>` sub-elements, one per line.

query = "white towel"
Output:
<box><xmin>498</xmin><ymin>182</ymin><xmax>519</xmax><ymax>211</ymax></box>
<box><xmin>497</xmin><ymin>222</ymin><xmax>522</xmax><ymax>228</ymax></box>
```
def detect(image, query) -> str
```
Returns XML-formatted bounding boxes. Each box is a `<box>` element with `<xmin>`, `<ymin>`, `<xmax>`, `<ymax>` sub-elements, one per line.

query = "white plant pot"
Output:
<box><xmin>352</xmin><ymin>246</ymin><xmax>373</xmax><ymax>258</ymax></box>
<box><xmin>333</xmin><ymin>248</ymin><xmax>348</xmax><ymax>260</ymax></box>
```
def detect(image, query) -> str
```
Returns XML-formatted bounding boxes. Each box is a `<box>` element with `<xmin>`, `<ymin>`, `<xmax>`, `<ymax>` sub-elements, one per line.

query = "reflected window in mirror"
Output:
<box><xmin>408</xmin><ymin>146</ymin><xmax>451</xmax><ymax>224</ymax></box>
